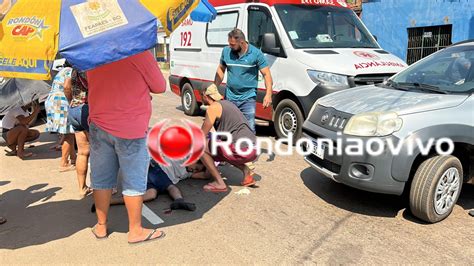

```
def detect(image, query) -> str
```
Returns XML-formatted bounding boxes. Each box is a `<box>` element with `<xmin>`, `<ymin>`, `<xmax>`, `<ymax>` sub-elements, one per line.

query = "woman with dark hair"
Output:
<box><xmin>63</xmin><ymin>60</ymin><xmax>73</xmax><ymax>68</ymax></box>
<box><xmin>45</xmin><ymin>64</ymin><xmax>76</xmax><ymax>172</ymax></box>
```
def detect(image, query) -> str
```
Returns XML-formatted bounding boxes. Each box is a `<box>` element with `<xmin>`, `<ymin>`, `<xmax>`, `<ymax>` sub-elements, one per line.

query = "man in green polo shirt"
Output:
<box><xmin>213</xmin><ymin>28</ymin><xmax>273</xmax><ymax>133</ymax></box>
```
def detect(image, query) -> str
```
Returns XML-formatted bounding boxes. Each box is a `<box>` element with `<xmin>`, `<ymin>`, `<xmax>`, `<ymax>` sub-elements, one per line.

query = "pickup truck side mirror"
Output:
<box><xmin>262</xmin><ymin>33</ymin><xmax>281</xmax><ymax>55</ymax></box>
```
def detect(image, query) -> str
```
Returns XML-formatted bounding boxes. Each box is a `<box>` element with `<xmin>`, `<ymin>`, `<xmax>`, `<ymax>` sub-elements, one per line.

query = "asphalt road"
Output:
<box><xmin>0</xmin><ymin>76</ymin><xmax>473</xmax><ymax>264</ymax></box>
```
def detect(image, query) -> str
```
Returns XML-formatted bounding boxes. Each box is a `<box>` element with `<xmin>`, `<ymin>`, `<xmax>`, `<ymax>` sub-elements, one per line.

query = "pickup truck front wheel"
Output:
<box><xmin>409</xmin><ymin>155</ymin><xmax>463</xmax><ymax>223</ymax></box>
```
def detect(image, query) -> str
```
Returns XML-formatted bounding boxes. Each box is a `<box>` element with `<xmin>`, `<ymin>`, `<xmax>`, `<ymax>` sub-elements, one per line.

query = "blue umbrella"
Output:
<box><xmin>58</xmin><ymin>0</ymin><xmax>157</xmax><ymax>72</ymax></box>
<box><xmin>59</xmin><ymin>0</ymin><xmax>217</xmax><ymax>72</ymax></box>
<box><xmin>0</xmin><ymin>0</ymin><xmax>217</xmax><ymax>79</ymax></box>
<box><xmin>190</xmin><ymin>0</ymin><xmax>217</xmax><ymax>23</ymax></box>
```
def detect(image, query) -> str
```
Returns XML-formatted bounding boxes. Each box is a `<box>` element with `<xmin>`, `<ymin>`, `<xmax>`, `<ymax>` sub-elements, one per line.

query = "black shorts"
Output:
<box><xmin>146</xmin><ymin>162</ymin><xmax>173</xmax><ymax>193</ymax></box>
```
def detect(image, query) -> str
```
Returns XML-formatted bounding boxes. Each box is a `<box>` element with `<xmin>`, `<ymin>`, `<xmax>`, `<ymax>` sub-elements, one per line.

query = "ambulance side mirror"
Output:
<box><xmin>262</xmin><ymin>33</ymin><xmax>281</xmax><ymax>55</ymax></box>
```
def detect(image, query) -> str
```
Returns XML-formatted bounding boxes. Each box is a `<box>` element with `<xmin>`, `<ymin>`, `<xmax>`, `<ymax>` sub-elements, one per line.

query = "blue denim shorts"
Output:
<box><xmin>89</xmin><ymin>123</ymin><xmax>149</xmax><ymax>196</ymax></box>
<box><xmin>147</xmin><ymin>161</ymin><xmax>173</xmax><ymax>193</ymax></box>
<box><xmin>228</xmin><ymin>98</ymin><xmax>256</xmax><ymax>133</ymax></box>
<box><xmin>68</xmin><ymin>104</ymin><xmax>89</xmax><ymax>132</ymax></box>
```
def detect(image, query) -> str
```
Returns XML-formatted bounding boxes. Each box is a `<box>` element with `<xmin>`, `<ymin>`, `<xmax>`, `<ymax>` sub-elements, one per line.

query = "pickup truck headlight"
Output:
<box><xmin>307</xmin><ymin>70</ymin><xmax>349</xmax><ymax>87</ymax></box>
<box><xmin>344</xmin><ymin>112</ymin><xmax>403</xmax><ymax>136</ymax></box>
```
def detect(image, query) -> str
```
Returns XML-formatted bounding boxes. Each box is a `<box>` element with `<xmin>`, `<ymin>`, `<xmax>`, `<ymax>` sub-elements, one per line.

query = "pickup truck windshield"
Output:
<box><xmin>391</xmin><ymin>45</ymin><xmax>474</xmax><ymax>94</ymax></box>
<box><xmin>275</xmin><ymin>5</ymin><xmax>379</xmax><ymax>49</ymax></box>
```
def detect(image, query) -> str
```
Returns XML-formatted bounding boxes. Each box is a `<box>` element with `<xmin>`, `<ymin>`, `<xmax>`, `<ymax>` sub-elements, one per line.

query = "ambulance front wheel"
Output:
<box><xmin>181</xmin><ymin>83</ymin><xmax>200</xmax><ymax>116</ymax></box>
<box><xmin>274</xmin><ymin>99</ymin><xmax>303</xmax><ymax>143</ymax></box>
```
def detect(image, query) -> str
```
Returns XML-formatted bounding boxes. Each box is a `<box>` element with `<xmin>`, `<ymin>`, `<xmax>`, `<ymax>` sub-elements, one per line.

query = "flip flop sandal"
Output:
<box><xmin>241</xmin><ymin>175</ymin><xmax>256</xmax><ymax>187</ymax></box>
<box><xmin>5</xmin><ymin>150</ymin><xmax>17</xmax><ymax>156</ymax></box>
<box><xmin>59</xmin><ymin>165</ymin><xmax>76</xmax><ymax>172</ymax></box>
<box><xmin>128</xmin><ymin>229</ymin><xmax>166</xmax><ymax>245</ymax></box>
<box><xmin>91</xmin><ymin>224</ymin><xmax>108</xmax><ymax>240</ymax></box>
<box><xmin>0</xmin><ymin>217</ymin><xmax>6</xmax><ymax>225</ymax></box>
<box><xmin>203</xmin><ymin>184</ymin><xmax>228</xmax><ymax>193</ymax></box>
<box><xmin>79</xmin><ymin>187</ymin><xmax>93</xmax><ymax>199</ymax></box>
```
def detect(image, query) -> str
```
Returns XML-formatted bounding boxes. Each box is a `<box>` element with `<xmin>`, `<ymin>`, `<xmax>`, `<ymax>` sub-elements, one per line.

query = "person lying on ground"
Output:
<box><xmin>1</xmin><ymin>102</ymin><xmax>40</xmax><ymax>159</ymax></box>
<box><xmin>91</xmin><ymin>159</ymin><xmax>198</xmax><ymax>212</ymax></box>
<box><xmin>162</xmin><ymin>158</ymin><xmax>210</xmax><ymax>182</ymax></box>
<box><xmin>186</xmin><ymin>160</ymin><xmax>212</xmax><ymax>180</ymax></box>
<box><xmin>199</xmin><ymin>84</ymin><xmax>258</xmax><ymax>193</ymax></box>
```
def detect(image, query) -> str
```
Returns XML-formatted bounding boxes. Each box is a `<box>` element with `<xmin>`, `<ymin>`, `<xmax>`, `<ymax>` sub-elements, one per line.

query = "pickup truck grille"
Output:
<box><xmin>307</xmin><ymin>154</ymin><xmax>342</xmax><ymax>174</ymax></box>
<box><xmin>308</xmin><ymin>105</ymin><xmax>353</xmax><ymax>132</ymax></box>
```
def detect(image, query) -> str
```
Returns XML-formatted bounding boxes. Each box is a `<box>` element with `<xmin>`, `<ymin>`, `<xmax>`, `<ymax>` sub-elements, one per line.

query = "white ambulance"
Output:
<box><xmin>169</xmin><ymin>0</ymin><xmax>407</xmax><ymax>140</ymax></box>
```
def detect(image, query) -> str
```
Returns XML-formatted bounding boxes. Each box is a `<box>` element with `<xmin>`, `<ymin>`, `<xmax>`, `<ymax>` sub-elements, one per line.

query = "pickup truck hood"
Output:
<box><xmin>317</xmin><ymin>86</ymin><xmax>470</xmax><ymax>115</ymax></box>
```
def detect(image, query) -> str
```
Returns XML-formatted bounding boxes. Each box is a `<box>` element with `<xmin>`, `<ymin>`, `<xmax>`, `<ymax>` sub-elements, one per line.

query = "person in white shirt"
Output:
<box><xmin>1</xmin><ymin>103</ymin><xmax>40</xmax><ymax>159</ymax></box>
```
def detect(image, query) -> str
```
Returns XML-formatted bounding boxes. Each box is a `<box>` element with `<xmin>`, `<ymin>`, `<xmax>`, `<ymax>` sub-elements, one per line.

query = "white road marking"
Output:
<box><xmin>142</xmin><ymin>204</ymin><xmax>164</xmax><ymax>225</ymax></box>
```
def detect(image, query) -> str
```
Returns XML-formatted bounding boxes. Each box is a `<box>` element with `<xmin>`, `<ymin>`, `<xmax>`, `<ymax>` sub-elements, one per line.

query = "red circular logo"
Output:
<box><xmin>160</xmin><ymin>127</ymin><xmax>192</xmax><ymax>159</ymax></box>
<box><xmin>353</xmin><ymin>51</ymin><xmax>380</xmax><ymax>60</ymax></box>
<box><xmin>147</xmin><ymin>119</ymin><xmax>205</xmax><ymax>167</ymax></box>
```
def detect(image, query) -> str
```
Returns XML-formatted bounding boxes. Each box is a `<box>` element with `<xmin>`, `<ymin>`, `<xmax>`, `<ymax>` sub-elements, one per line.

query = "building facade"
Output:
<box><xmin>361</xmin><ymin>0</ymin><xmax>474</xmax><ymax>64</ymax></box>
<box><xmin>156</xmin><ymin>27</ymin><xmax>170</xmax><ymax>63</ymax></box>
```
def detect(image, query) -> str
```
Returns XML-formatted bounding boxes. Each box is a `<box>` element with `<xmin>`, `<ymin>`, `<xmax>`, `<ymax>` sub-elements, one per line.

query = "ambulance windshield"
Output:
<box><xmin>275</xmin><ymin>5</ymin><xmax>379</xmax><ymax>49</ymax></box>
